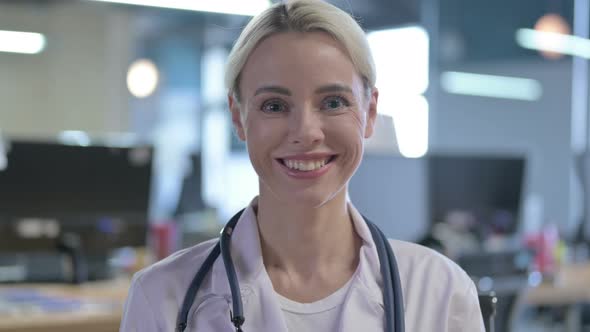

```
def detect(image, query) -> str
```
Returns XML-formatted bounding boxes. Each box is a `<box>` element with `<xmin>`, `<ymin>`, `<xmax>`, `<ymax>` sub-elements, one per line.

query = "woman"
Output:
<box><xmin>120</xmin><ymin>1</ymin><xmax>485</xmax><ymax>331</ymax></box>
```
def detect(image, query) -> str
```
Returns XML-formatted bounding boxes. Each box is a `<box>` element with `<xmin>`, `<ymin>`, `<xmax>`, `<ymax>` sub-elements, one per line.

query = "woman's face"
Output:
<box><xmin>229</xmin><ymin>31</ymin><xmax>378</xmax><ymax>207</ymax></box>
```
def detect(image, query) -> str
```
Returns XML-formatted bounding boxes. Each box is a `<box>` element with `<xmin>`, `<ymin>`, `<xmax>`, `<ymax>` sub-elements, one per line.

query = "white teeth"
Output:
<box><xmin>284</xmin><ymin>158</ymin><xmax>328</xmax><ymax>171</ymax></box>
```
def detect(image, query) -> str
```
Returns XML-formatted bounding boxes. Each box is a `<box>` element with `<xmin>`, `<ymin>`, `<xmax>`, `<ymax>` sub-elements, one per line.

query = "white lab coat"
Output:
<box><xmin>120</xmin><ymin>198</ymin><xmax>485</xmax><ymax>331</ymax></box>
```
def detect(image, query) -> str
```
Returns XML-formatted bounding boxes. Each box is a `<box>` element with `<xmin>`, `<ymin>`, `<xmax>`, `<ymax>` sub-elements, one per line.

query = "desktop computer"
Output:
<box><xmin>0</xmin><ymin>139</ymin><xmax>153</xmax><ymax>283</ymax></box>
<box><xmin>428</xmin><ymin>154</ymin><xmax>526</xmax><ymax>237</ymax></box>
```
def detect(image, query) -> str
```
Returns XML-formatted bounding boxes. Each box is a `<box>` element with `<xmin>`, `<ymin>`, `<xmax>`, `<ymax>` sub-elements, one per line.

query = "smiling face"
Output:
<box><xmin>229</xmin><ymin>31</ymin><xmax>378</xmax><ymax>207</ymax></box>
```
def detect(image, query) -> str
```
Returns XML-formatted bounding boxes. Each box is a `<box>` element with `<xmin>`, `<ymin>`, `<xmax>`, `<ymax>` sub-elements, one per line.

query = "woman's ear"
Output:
<box><xmin>364</xmin><ymin>88</ymin><xmax>379</xmax><ymax>139</ymax></box>
<box><xmin>228</xmin><ymin>93</ymin><xmax>246</xmax><ymax>141</ymax></box>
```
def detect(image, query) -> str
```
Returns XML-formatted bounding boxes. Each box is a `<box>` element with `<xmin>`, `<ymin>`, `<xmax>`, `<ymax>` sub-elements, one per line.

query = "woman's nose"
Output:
<box><xmin>287</xmin><ymin>106</ymin><xmax>325</xmax><ymax>146</ymax></box>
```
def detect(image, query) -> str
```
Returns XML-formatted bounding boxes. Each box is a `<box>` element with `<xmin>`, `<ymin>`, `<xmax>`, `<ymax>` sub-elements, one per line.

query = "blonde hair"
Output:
<box><xmin>225</xmin><ymin>0</ymin><xmax>376</xmax><ymax>102</ymax></box>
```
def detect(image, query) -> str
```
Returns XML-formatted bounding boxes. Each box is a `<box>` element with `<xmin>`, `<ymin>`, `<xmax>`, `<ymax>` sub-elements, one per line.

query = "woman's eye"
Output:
<box><xmin>261</xmin><ymin>100</ymin><xmax>287</xmax><ymax>113</ymax></box>
<box><xmin>321</xmin><ymin>96</ymin><xmax>349</xmax><ymax>111</ymax></box>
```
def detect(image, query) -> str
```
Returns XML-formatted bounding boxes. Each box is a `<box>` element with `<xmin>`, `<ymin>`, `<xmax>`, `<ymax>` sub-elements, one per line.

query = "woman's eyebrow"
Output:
<box><xmin>314</xmin><ymin>84</ymin><xmax>353</xmax><ymax>94</ymax></box>
<box><xmin>254</xmin><ymin>85</ymin><xmax>291</xmax><ymax>96</ymax></box>
<box><xmin>252</xmin><ymin>84</ymin><xmax>353</xmax><ymax>97</ymax></box>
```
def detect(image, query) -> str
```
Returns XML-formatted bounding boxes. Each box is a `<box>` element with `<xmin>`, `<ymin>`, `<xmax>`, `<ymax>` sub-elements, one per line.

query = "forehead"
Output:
<box><xmin>239</xmin><ymin>31</ymin><xmax>363</xmax><ymax>95</ymax></box>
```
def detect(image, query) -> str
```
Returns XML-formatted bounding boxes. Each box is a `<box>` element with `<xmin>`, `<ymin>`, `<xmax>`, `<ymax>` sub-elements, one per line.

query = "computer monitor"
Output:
<box><xmin>428</xmin><ymin>154</ymin><xmax>526</xmax><ymax>235</ymax></box>
<box><xmin>0</xmin><ymin>139</ymin><xmax>153</xmax><ymax>253</ymax></box>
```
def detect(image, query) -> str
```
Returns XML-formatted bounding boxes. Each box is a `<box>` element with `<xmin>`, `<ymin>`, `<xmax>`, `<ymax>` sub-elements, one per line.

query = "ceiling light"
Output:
<box><xmin>367</xmin><ymin>26</ymin><xmax>429</xmax><ymax>95</ymax></box>
<box><xmin>441</xmin><ymin>71</ymin><xmax>542</xmax><ymax>101</ymax></box>
<box><xmin>127</xmin><ymin>59</ymin><xmax>159</xmax><ymax>98</ymax></box>
<box><xmin>391</xmin><ymin>96</ymin><xmax>429</xmax><ymax>158</ymax></box>
<box><xmin>0</xmin><ymin>30</ymin><xmax>46</xmax><ymax>54</ymax></box>
<box><xmin>86</xmin><ymin>0</ymin><xmax>271</xmax><ymax>16</ymax></box>
<box><xmin>534</xmin><ymin>13</ymin><xmax>571</xmax><ymax>59</ymax></box>
<box><xmin>516</xmin><ymin>28</ymin><xmax>590</xmax><ymax>59</ymax></box>
<box><xmin>367</xmin><ymin>26</ymin><xmax>430</xmax><ymax>159</ymax></box>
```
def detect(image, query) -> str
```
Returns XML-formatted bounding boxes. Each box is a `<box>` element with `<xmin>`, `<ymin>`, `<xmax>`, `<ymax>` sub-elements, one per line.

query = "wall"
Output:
<box><xmin>433</xmin><ymin>59</ymin><xmax>575</xmax><ymax>235</ymax></box>
<box><xmin>349</xmin><ymin>154</ymin><xmax>428</xmax><ymax>241</ymax></box>
<box><xmin>0</xmin><ymin>1</ymin><xmax>133</xmax><ymax>138</ymax></box>
<box><xmin>0</xmin><ymin>2</ymin><xmax>577</xmax><ymax>239</ymax></box>
<box><xmin>350</xmin><ymin>59</ymin><xmax>576</xmax><ymax>241</ymax></box>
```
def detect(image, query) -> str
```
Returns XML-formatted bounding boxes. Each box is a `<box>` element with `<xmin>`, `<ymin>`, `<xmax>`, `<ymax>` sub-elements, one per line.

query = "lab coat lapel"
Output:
<box><xmin>208</xmin><ymin>200</ymin><xmax>264</xmax><ymax>295</ymax></box>
<box><xmin>337</xmin><ymin>203</ymin><xmax>387</xmax><ymax>332</ymax></box>
<box><xmin>211</xmin><ymin>198</ymin><xmax>288</xmax><ymax>332</ymax></box>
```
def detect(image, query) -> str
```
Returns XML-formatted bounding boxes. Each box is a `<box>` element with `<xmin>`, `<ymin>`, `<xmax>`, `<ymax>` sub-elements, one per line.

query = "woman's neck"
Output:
<box><xmin>255</xmin><ymin>187</ymin><xmax>361</xmax><ymax>301</ymax></box>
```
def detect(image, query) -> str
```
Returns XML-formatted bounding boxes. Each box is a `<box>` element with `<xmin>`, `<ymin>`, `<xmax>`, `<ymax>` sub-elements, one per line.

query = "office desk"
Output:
<box><xmin>525</xmin><ymin>263</ymin><xmax>590</xmax><ymax>332</ymax></box>
<box><xmin>0</xmin><ymin>278</ymin><xmax>130</xmax><ymax>332</ymax></box>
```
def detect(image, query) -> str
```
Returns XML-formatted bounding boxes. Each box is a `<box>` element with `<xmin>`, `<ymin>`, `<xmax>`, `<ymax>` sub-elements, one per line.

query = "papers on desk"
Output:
<box><xmin>0</xmin><ymin>288</ymin><xmax>118</xmax><ymax>316</ymax></box>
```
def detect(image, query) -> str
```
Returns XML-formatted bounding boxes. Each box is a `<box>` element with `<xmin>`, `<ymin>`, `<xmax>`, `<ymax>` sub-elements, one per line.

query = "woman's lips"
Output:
<box><xmin>275</xmin><ymin>155</ymin><xmax>337</xmax><ymax>179</ymax></box>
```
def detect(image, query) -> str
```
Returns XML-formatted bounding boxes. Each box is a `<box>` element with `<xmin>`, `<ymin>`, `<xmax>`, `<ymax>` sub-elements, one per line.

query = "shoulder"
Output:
<box><xmin>388</xmin><ymin>239</ymin><xmax>476</xmax><ymax>298</ymax></box>
<box><xmin>388</xmin><ymin>239</ymin><xmax>472</xmax><ymax>284</ymax></box>
<box><xmin>121</xmin><ymin>238</ymin><xmax>219</xmax><ymax>330</ymax></box>
<box><xmin>388</xmin><ymin>240</ymin><xmax>484</xmax><ymax>331</ymax></box>
<box><xmin>127</xmin><ymin>238</ymin><xmax>220</xmax><ymax>313</ymax></box>
<box><xmin>132</xmin><ymin>238</ymin><xmax>218</xmax><ymax>293</ymax></box>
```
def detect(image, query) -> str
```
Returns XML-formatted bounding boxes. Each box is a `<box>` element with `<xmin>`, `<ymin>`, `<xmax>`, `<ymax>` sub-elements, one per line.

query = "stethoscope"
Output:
<box><xmin>176</xmin><ymin>209</ymin><xmax>405</xmax><ymax>332</ymax></box>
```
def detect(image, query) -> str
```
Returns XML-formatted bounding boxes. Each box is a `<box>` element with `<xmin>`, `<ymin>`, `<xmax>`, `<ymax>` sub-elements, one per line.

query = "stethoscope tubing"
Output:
<box><xmin>366</xmin><ymin>219</ymin><xmax>405</xmax><ymax>332</ymax></box>
<box><xmin>176</xmin><ymin>209</ymin><xmax>244</xmax><ymax>332</ymax></box>
<box><xmin>177</xmin><ymin>210</ymin><xmax>404</xmax><ymax>332</ymax></box>
<box><xmin>220</xmin><ymin>220</ymin><xmax>245</xmax><ymax>330</ymax></box>
<box><xmin>366</xmin><ymin>220</ymin><xmax>396</xmax><ymax>332</ymax></box>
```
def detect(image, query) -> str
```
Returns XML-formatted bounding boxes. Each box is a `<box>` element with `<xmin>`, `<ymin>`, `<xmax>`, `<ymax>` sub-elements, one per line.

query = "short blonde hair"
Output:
<box><xmin>225</xmin><ymin>0</ymin><xmax>376</xmax><ymax>102</ymax></box>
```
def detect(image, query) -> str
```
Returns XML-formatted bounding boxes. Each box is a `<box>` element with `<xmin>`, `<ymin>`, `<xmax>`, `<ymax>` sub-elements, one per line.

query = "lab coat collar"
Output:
<box><xmin>227</xmin><ymin>197</ymin><xmax>385</xmax><ymax>298</ymax></box>
<box><xmin>339</xmin><ymin>203</ymin><xmax>388</xmax><ymax>330</ymax></box>
<box><xmin>347</xmin><ymin>202</ymin><xmax>385</xmax><ymax>305</ymax></box>
<box><xmin>209</xmin><ymin>198</ymin><xmax>265</xmax><ymax>294</ymax></box>
<box><xmin>207</xmin><ymin>197</ymin><xmax>385</xmax><ymax>332</ymax></box>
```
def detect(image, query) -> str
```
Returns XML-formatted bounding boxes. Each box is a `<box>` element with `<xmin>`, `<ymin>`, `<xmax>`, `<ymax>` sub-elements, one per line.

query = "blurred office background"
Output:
<box><xmin>1</xmin><ymin>0</ymin><xmax>590</xmax><ymax>331</ymax></box>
